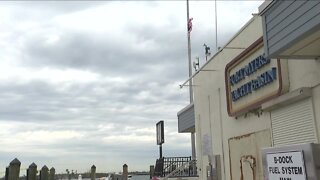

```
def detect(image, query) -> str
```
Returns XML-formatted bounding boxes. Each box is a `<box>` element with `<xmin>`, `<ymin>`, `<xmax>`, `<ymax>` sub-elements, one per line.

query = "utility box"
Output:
<box><xmin>262</xmin><ymin>143</ymin><xmax>320</xmax><ymax>180</ymax></box>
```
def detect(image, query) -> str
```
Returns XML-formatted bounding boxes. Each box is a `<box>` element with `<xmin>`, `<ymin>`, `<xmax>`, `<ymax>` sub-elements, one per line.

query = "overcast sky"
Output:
<box><xmin>0</xmin><ymin>1</ymin><xmax>263</xmax><ymax>174</ymax></box>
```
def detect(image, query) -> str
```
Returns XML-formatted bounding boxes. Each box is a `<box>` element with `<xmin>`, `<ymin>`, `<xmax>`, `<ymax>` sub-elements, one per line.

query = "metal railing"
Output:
<box><xmin>154</xmin><ymin>157</ymin><xmax>197</xmax><ymax>178</ymax></box>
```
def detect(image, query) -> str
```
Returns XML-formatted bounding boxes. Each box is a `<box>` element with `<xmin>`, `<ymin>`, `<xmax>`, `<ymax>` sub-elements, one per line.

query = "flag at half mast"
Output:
<box><xmin>188</xmin><ymin>17</ymin><xmax>193</xmax><ymax>35</ymax></box>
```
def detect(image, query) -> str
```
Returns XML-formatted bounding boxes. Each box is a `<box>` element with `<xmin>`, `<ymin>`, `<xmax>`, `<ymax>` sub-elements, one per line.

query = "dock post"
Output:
<box><xmin>49</xmin><ymin>167</ymin><xmax>55</xmax><ymax>180</ymax></box>
<box><xmin>90</xmin><ymin>165</ymin><xmax>96</xmax><ymax>180</ymax></box>
<box><xmin>40</xmin><ymin>166</ymin><xmax>49</xmax><ymax>180</ymax></box>
<box><xmin>5</xmin><ymin>167</ymin><xmax>9</xmax><ymax>180</ymax></box>
<box><xmin>8</xmin><ymin>158</ymin><xmax>21</xmax><ymax>180</ymax></box>
<box><xmin>123</xmin><ymin>164</ymin><xmax>128</xmax><ymax>180</ymax></box>
<box><xmin>149</xmin><ymin>165</ymin><xmax>155</xmax><ymax>179</ymax></box>
<box><xmin>27</xmin><ymin>163</ymin><xmax>37</xmax><ymax>180</ymax></box>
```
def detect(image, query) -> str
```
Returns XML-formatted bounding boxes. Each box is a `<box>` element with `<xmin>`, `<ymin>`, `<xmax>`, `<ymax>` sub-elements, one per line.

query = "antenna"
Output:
<box><xmin>203</xmin><ymin>44</ymin><xmax>211</xmax><ymax>61</ymax></box>
<box><xmin>193</xmin><ymin>57</ymin><xmax>200</xmax><ymax>71</ymax></box>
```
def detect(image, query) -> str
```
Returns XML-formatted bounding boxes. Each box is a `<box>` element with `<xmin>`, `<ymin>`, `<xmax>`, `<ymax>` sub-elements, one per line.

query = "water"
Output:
<box><xmin>76</xmin><ymin>175</ymin><xmax>149</xmax><ymax>180</ymax></box>
<box><xmin>130</xmin><ymin>175</ymin><xmax>149</xmax><ymax>180</ymax></box>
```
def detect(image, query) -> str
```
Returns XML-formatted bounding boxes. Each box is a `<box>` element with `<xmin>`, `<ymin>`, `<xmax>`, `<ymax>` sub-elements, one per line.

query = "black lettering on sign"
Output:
<box><xmin>268</xmin><ymin>167</ymin><xmax>280</xmax><ymax>174</ymax></box>
<box><xmin>280</xmin><ymin>178</ymin><xmax>292</xmax><ymax>180</ymax></box>
<box><xmin>282</xmin><ymin>167</ymin><xmax>303</xmax><ymax>175</ymax></box>
<box><xmin>274</xmin><ymin>156</ymin><xmax>293</xmax><ymax>164</ymax></box>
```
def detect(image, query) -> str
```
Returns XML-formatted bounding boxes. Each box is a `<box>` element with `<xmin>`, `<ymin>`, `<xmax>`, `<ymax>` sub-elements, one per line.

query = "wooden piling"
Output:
<box><xmin>90</xmin><ymin>165</ymin><xmax>96</xmax><ymax>180</ymax></box>
<box><xmin>27</xmin><ymin>163</ymin><xmax>37</xmax><ymax>180</ymax></box>
<box><xmin>40</xmin><ymin>166</ymin><xmax>49</xmax><ymax>180</ymax></box>
<box><xmin>49</xmin><ymin>167</ymin><xmax>55</xmax><ymax>180</ymax></box>
<box><xmin>149</xmin><ymin>165</ymin><xmax>155</xmax><ymax>179</ymax></box>
<box><xmin>123</xmin><ymin>164</ymin><xmax>128</xmax><ymax>180</ymax></box>
<box><xmin>8</xmin><ymin>158</ymin><xmax>21</xmax><ymax>180</ymax></box>
<box><xmin>5</xmin><ymin>167</ymin><xmax>9</xmax><ymax>180</ymax></box>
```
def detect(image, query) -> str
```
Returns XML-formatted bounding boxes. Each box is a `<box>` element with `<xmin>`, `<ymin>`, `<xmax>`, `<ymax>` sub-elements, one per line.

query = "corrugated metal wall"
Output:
<box><xmin>262</xmin><ymin>0</ymin><xmax>320</xmax><ymax>57</ymax></box>
<box><xmin>271</xmin><ymin>98</ymin><xmax>317</xmax><ymax>146</ymax></box>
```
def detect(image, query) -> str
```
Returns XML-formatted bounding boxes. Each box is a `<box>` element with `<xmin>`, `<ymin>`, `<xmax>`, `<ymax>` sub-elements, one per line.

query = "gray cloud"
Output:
<box><xmin>0</xmin><ymin>78</ymin><xmax>187</xmax><ymax>124</ymax></box>
<box><xmin>19</xmin><ymin>26</ymin><xmax>188</xmax><ymax>80</ymax></box>
<box><xmin>0</xmin><ymin>1</ymin><xmax>110</xmax><ymax>19</ymax></box>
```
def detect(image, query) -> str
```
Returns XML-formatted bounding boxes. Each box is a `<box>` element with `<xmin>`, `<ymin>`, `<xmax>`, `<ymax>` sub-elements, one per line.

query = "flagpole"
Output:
<box><xmin>187</xmin><ymin>0</ymin><xmax>193</xmax><ymax>103</ymax></box>
<box><xmin>186</xmin><ymin>0</ymin><xmax>196</xmax><ymax>163</ymax></box>
<box><xmin>215</xmin><ymin>0</ymin><xmax>218</xmax><ymax>52</ymax></box>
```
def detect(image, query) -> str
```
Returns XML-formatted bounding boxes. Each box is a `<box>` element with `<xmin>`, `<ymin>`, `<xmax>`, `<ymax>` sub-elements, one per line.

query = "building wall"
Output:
<box><xmin>192</xmin><ymin>14</ymin><xmax>320</xmax><ymax>180</ymax></box>
<box><xmin>287</xmin><ymin>59</ymin><xmax>320</xmax><ymax>141</ymax></box>
<box><xmin>194</xmin><ymin>15</ymin><xmax>266</xmax><ymax>180</ymax></box>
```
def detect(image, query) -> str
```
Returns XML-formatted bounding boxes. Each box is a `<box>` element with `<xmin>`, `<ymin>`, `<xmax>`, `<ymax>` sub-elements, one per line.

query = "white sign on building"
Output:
<box><xmin>266</xmin><ymin>151</ymin><xmax>307</xmax><ymax>180</ymax></box>
<box><xmin>224</xmin><ymin>38</ymin><xmax>289</xmax><ymax>117</ymax></box>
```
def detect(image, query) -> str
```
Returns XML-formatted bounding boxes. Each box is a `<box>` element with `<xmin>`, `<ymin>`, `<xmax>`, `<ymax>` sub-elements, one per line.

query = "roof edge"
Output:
<box><xmin>259</xmin><ymin>0</ymin><xmax>275</xmax><ymax>15</ymax></box>
<box><xmin>177</xmin><ymin>103</ymin><xmax>194</xmax><ymax>116</ymax></box>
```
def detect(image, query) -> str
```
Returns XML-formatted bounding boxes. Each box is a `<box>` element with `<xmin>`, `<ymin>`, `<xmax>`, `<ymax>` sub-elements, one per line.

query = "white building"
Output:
<box><xmin>177</xmin><ymin>1</ymin><xmax>320</xmax><ymax>180</ymax></box>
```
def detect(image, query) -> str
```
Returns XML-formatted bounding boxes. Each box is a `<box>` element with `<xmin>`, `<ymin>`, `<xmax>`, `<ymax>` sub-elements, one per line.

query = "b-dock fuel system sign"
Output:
<box><xmin>266</xmin><ymin>151</ymin><xmax>307</xmax><ymax>180</ymax></box>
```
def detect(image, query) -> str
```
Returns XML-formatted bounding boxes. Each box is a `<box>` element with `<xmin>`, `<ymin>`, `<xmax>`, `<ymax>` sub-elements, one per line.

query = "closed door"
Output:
<box><xmin>229</xmin><ymin>129</ymin><xmax>271</xmax><ymax>180</ymax></box>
